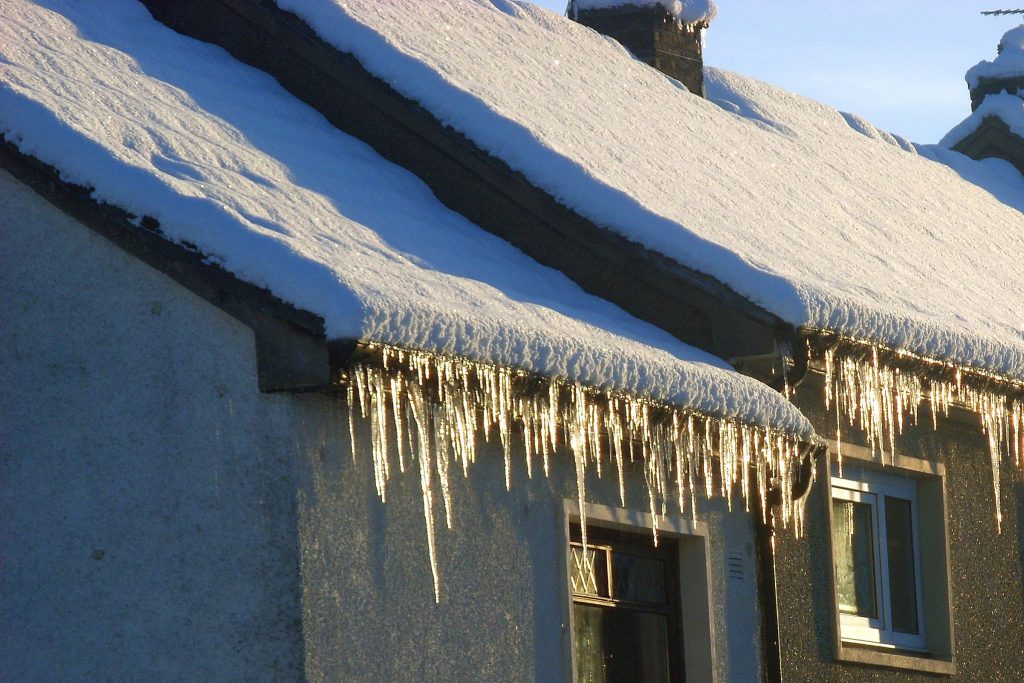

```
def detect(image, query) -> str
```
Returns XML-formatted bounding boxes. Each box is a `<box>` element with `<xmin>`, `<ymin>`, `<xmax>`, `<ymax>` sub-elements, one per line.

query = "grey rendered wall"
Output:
<box><xmin>774</xmin><ymin>374</ymin><xmax>1024</xmax><ymax>682</ymax></box>
<box><xmin>297</xmin><ymin>416</ymin><xmax>766</xmax><ymax>683</ymax></box>
<box><xmin>0</xmin><ymin>167</ymin><xmax>764</xmax><ymax>682</ymax></box>
<box><xmin>0</xmin><ymin>169</ymin><xmax>307</xmax><ymax>682</ymax></box>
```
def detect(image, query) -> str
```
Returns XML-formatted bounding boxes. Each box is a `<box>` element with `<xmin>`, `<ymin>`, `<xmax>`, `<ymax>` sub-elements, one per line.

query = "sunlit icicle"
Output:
<box><xmin>826</xmin><ymin>343</ymin><xmax>1020</xmax><ymax>531</ymax></box>
<box><xmin>433</xmin><ymin>405</ymin><xmax>454</xmax><ymax>530</ymax></box>
<box><xmin>346</xmin><ymin>344</ymin><xmax>810</xmax><ymax>601</ymax></box>
<box><xmin>408</xmin><ymin>387</ymin><xmax>441</xmax><ymax>603</ymax></box>
<box><xmin>1013</xmin><ymin>401</ymin><xmax>1023</xmax><ymax>468</ymax></box>
<box><xmin>346</xmin><ymin>380</ymin><xmax>358</xmax><ymax>463</ymax></box>
<box><xmin>572</xmin><ymin>419</ymin><xmax>589</xmax><ymax>553</ymax></box>
<box><xmin>644</xmin><ymin>447</ymin><xmax>661</xmax><ymax>547</ymax></box>
<box><xmin>589</xmin><ymin>401</ymin><xmax>603</xmax><ymax>479</ymax></box>
<box><xmin>741</xmin><ymin>425</ymin><xmax>753</xmax><ymax>511</ymax></box>
<box><xmin>390</xmin><ymin>375</ymin><xmax>407</xmax><ymax>474</ymax></box>
<box><xmin>608</xmin><ymin>396</ymin><xmax>627</xmax><ymax>507</ymax></box>
<box><xmin>499</xmin><ymin>369</ymin><xmax>513</xmax><ymax>491</ymax></box>
<box><xmin>355</xmin><ymin>363</ymin><xmax>371</xmax><ymax>420</ymax></box>
<box><xmin>673</xmin><ymin>413</ymin><xmax>686</xmax><ymax>515</ymax></box>
<box><xmin>521</xmin><ymin>397</ymin><xmax>535</xmax><ymax>480</ymax></box>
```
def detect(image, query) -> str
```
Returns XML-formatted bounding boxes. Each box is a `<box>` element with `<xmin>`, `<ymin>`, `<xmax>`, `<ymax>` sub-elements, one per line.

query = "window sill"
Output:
<box><xmin>836</xmin><ymin>641</ymin><xmax>956</xmax><ymax>675</ymax></box>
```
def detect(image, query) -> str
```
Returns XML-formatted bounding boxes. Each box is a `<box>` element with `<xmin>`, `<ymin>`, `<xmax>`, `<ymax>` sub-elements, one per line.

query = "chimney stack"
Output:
<box><xmin>966</xmin><ymin>24</ymin><xmax>1024</xmax><ymax>110</ymax></box>
<box><xmin>568</xmin><ymin>1</ymin><xmax>716</xmax><ymax>97</ymax></box>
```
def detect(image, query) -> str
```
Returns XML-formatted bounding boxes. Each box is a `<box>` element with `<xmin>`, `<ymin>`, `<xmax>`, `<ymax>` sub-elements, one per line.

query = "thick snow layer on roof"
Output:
<box><xmin>939</xmin><ymin>92</ymin><xmax>1024</xmax><ymax>147</ymax></box>
<box><xmin>0</xmin><ymin>1</ymin><xmax>810</xmax><ymax>435</ymax></box>
<box><xmin>571</xmin><ymin>0</ymin><xmax>717</xmax><ymax>26</ymax></box>
<box><xmin>966</xmin><ymin>25</ymin><xmax>1024</xmax><ymax>90</ymax></box>
<box><xmin>278</xmin><ymin>0</ymin><xmax>1024</xmax><ymax>380</ymax></box>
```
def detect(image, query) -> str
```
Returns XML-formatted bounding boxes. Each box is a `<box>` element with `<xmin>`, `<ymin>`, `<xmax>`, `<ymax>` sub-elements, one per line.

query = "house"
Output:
<box><xmin>2</xmin><ymin>1</ymin><xmax>1023</xmax><ymax>682</ymax></box>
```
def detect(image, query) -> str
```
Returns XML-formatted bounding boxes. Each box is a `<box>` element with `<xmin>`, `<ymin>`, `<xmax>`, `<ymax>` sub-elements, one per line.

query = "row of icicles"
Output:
<box><xmin>346</xmin><ymin>343</ymin><xmax>807</xmax><ymax>602</ymax></box>
<box><xmin>824</xmin><ymin>346</ymin><xmax>1024</xmax><ymax>531</ymax></box>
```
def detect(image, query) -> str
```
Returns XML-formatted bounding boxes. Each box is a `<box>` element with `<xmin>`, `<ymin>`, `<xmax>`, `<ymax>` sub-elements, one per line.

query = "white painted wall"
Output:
<box><xmin>0</xmin><ymin>168</ymin><xmax>763</xmax><ymax>682</ymax></box>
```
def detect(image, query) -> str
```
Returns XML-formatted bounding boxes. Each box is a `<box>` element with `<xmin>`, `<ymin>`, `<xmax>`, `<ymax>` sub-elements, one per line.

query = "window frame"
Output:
<box><xmin>560</xmin><ymin>500</ymin><xmax>717</xmax><ymax>683</ymax></box>
<box><xmin>568</xmin><ymin>525</ymin><xmax>685</xmax><ymax>682</ymax></box>
<box><xmin>831</xmin><ymin>470</ymin><xmax>927</xmax><ymax>652</ymax></box>
<box><xmin>823</xmin><ymin>440</ymin><xmax>957</xmax><ymax>676</ymax></box>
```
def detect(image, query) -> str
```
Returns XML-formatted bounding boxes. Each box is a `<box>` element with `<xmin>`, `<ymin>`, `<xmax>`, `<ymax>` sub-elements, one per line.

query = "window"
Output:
<box><xmin>831</xmin><ymin>469</ymin><xmax>926</xmax><ymax>651</ymax></box>
<box><xmin>824</xmin><ymin>450</ymin><xmax>956</xmax><ymax>674</ymax></box>
<box><xmin>569</xmin><ymin>524</ymin><xmax>683</xmax><ymax>683</ymax></box>
<box><xmin>562</xmin><ymin>502</ymin><xmax>716</xmax><ymax>682</ymax></box>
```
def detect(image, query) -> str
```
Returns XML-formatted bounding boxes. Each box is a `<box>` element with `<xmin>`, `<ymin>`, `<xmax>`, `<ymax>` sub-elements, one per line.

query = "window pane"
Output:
<box><xmin>832</xmin><ymin>499</ymin><xmax>878</xmax><ymax>618</ymax></box>
<box><xmin>573</xmin><ymin>604</ymin><xmax>670</xmax><ymax>683</ymax></box>
<box><xmin>612</xmin><ymin>551</ymin><xmax>667</xmax><ymax>605</ymax></box>
<box><xmin>574</xmin><ymin>604</ymin><xmax>607</xmax><ymax>683</ymax></box>
<box><xmin>571</xmin><ymin>545</ymin><xmax>609</xmax><ymax>598</ymax></box>
<box><xmin>885</xmin><ymin>496</ymin><xmax>920</xmax><ymax>634</ymax></box>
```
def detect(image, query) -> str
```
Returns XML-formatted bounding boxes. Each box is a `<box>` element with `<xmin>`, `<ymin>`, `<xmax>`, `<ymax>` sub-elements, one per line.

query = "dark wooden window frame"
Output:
<box><xmin>569</xmin><ymin>524</ymin><xmax>686</xmax><ymax>682</ymax></box>
<box><xmin>560</xmin><ymin>500</ymin><xmax>717</xmax><ymax>683</ymax></box>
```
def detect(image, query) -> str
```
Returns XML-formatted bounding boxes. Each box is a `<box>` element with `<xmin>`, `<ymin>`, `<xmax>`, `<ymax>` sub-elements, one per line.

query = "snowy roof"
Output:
<box><xmin>0</xmin><ymin>1</ymin><xmax>811</xmax><ymax>436</ymax></box>
<box><xmin>940</xmin><ymin>92</ymin><xmax>1024</xmax><ymax>148</ymax></box>
<box><xmin>278</xmin><ymin>0</ymin><xmax>1024</xmax><ymax>381</ymax></box>
<box><xmin>571</xmin><ymin>0</ymin><xmax>717</xmax><ymax>26</ymax></box>
<box><xmin>966</xmin><ymin>24</ymin><xmax>1024</xmax><ymax>90</ymax></box>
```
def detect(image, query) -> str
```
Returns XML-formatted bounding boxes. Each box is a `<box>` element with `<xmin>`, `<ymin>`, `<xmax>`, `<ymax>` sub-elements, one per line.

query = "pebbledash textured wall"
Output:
<box><xmin>773</xmin><ymin>374</ymin><xmax>1024</xmax><ymax>682</ymax></box>
<box><xmin>0</xmin><ymin>167</ymin><xmax>765</xmax><ymax>682</ymax></box>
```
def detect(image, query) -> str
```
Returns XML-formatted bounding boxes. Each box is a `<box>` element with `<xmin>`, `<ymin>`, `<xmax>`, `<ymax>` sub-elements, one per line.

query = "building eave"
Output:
<box><xmin>804</xmin><ymin>328</ymin><xmax>1024</xmax><ymax>401</ymax></box>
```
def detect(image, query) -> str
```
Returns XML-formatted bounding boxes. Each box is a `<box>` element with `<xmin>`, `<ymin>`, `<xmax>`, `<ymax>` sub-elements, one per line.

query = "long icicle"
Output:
<box><xmin>823</xmin><ymin>343</ymin><xmax>1022</xmax><ymax>531</ymax></box>
<box><xmin>347</xmin><ymin>343</ymin><xmax>810</xmax><ymax>601</ymax></box>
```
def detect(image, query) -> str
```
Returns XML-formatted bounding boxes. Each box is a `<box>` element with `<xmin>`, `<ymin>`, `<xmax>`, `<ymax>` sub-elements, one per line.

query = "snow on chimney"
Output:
<box><xmin>568</xmin><ymin>1</ymin><xmax>717</xmax><ymax>97</ymax></box>
<box><xmin>966</xmin><ymin>24</ymin><xmax>1024</xmax><ymax>110</ymax></box>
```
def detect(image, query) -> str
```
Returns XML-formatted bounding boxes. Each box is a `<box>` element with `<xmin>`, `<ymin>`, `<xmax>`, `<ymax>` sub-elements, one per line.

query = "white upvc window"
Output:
<box><xmin>831</xmin><ymin>469</ymin><xmax>927</xmax><ymax>652</ymax></box>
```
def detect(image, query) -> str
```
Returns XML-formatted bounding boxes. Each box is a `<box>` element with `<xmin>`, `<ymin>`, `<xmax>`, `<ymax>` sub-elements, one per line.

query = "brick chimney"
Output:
<box><xmin>568</xmin><ymin>1</ymin><xmax>712</xmax><ymax>97</ymax></box>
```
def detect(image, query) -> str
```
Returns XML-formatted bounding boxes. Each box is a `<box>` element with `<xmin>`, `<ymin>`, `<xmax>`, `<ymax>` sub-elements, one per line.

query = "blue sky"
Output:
<box><xmin>531</xmin><ymin>1</ymin><xmax>1023</xmax><ymax>143</ymax></box>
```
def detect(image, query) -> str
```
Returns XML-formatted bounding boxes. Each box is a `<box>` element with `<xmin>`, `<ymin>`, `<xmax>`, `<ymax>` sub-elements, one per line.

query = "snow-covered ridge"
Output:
<box><xmin>571</xmin><ymin>0</ymin><xmax>717</xmax><ymax>26</ymax></box>
<box><xmin>967</xmin><ymin>24</ymin><xmax>1024</xmax><ymax>90</ymax></box>
<box><xmin>277</xmin><ymin>0</ymin><xmax>1024</xmax><ymax>382</ymax></box>
<box><xmin>0</xmin><ymin>0</ymin><xmax>811</xmax><ymax>436</ymax></box>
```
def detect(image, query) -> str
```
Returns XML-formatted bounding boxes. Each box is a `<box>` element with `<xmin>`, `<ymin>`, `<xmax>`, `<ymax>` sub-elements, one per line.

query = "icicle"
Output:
<box><xmin>408</xmin><ymin>388</ymin><xmax>441</xmax><ymax>603</ymax></box>
<box><xmin>346</xmin><ymin>379</ymin><xmax>358</xmax><ymax>463</ymax></box>
<box><xmin>391</xmin><ymin>374</ymin><xmax>407</xmax><ymax>474</ymax></box>
<box><xmin>824</xmin><ymin>341</ymin><xmax>1023</xmax><ymax>531</ymax></box>
<box><xmin>572</xmin><ymin>420</ymin><xmax>589</xmax><ymax>552</ymax></box>
<box><xmin>433</xmin><ymin>405</ymin><xmax>454</xmax><ymax>530</ymax></box>
<box><xmin>345</xmin><ymin>343</ymin><xmax>809</xmax><ymax>601</ymax></box>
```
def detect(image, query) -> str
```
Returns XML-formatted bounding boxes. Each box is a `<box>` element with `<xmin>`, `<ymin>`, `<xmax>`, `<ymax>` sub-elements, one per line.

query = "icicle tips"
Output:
<box><xmin>345</xmin><ymin>343</ymin><xmax>811</xmax><ymax>601</ymax></box>
<box><xmin>823</xmin><ymin>342</ymin><xmax>1024</xmax><ymax>532</ymax></box>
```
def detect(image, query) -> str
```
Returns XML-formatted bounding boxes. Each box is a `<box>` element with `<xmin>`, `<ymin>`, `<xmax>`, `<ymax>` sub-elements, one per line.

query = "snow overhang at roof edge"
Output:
<box><xmin>0</xmin><ymin>136</ymin><xmax>812</xmax><ymax>439</ymax></box>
